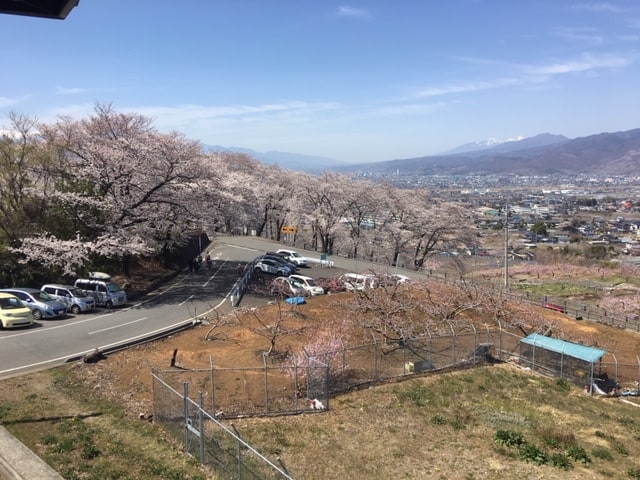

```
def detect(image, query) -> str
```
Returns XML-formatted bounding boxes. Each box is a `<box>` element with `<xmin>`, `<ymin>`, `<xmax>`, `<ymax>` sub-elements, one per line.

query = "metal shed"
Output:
<box><xmin>519</xmin><ymin>333</ymin><xmax>607</xmax><ymax>391</ymax></box>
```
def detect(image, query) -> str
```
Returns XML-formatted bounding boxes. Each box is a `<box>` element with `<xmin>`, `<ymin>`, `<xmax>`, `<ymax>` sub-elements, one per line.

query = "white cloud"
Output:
<box><xmin>571</xmin><ymin>3</ymin><xmax>630</xmax><ymax>13</ymax></box>
<box><xmin>43</xmin><ymin>103</ymin><xmax>96</xmax><ymax>122</ymax></box>
<box><xmin>133</xmin><ymin>101</ymin><xmax>340</xmax><ymax>123</ymax></box>
<box><xmin>0</xmin><ymin>95</ymin><xmax>30</xmax><ymax>109</ymax></box>
<box><xmin>336</xmin><ymin>6</ymin><xmax>372</xmax><ymax>19</ymax></box>
<box><xmin>55</xmin><ymin>86</ymin><xmax>88</xmax><ymax>95</ymax></box>
<box><xmin>414</xmin><ymin>52</ymin><xmax>633</xmax><ymax>99</ymax></box>
<box><xmin>415</xmin><ymin>77</ymin><xmax>520</xmax><ymax>98</ymax></box>
<box><xmin>526</xmin><ymin>52</ymin><xmax>632</xmax><ymax>75</ymax></box>
<box><xmin>555</xmin><ymin>27</ymin><xmax>604</xmax><ymax>47</ymax></box>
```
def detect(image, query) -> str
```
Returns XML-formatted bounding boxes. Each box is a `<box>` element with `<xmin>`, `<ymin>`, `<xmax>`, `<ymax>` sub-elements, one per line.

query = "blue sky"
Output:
<box><xmin>1</xmin><ymin>1</ymin><xmax>639</xmax><ymax>163</ymax></box>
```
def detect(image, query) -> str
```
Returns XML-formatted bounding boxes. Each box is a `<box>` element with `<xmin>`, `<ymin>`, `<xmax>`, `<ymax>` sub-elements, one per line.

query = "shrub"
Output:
<box><xmin>629</xmin><ymin>467</ymin><xmax>640</xmax><ymax>480</ymax></box>
<box><xmin>549</xmin><ymin>452</ymin><xmax>572</xmax><ymax>470</ymax></box>
<box><xmin>396</xmin><ymin>382</ymin><xmax>431</xmax><ymax>407</ymax></box>
<box><xmin>431</xmin><ymin>414</ymin><xmax>447</xmax><ymax>425</ymax></box>
<box><xmin>591</xmin><ymin>446</ymin><xmax>613</xmax><ymax>461</ymax></box>
<box><xmin>518</xmin><ymin>443</ymin><xmax>548</xmax><ymax>465</ymax></box>
<box><xmin>566</xmin><ymin>445</ymin><xmax>591</xmax><ymax>464</ymax></box>
<box><xmin>494</xmin><ymin>430</ymin><xmax>526</xmax><ymax>448</ymax></box>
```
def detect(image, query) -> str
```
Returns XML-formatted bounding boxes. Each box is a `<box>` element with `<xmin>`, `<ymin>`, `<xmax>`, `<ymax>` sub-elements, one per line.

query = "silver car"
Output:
<box><xmin>41</xmin><ymin>284</ymin><xmax>96</xmax><ymax>314</ymax></box>
<box><xmin>0</xmin><ymin>287</ymin><xmax>67</xmax><ymax>320</ymax></box>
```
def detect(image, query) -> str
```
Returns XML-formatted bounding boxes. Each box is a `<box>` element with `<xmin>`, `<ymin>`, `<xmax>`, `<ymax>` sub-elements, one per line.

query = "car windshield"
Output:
<box><xmin>106</xmin><ymin>283</ymin><xmax>122</xmax><ymax>292</ymax></box>
<box><xmin>70</xmin><ymin>287</ymin><xmax>87</xmax><ymax>297</ymax></box>
<box><xmin>36</xmin><ymin>291</ymin><xmax>54</xmax><ymax>301</ymax></box>
<box><xmin>0</xmin><ymin>297</ymin><xmax>24</xmax><ymax>309</ymax></box>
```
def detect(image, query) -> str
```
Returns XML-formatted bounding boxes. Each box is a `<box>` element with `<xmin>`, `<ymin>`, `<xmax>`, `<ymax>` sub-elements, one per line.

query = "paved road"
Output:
<box><xmin>0</xmin><ymin>235</ymin><xmax>421</xmax><ymax>379</ymax></box>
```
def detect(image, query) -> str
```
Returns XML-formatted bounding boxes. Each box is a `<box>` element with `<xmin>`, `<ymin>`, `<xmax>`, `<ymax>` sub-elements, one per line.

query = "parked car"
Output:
<box><xmin>271</xmin><ymin>277</ymin><xmax>306</xmax><ymax>297</ymax></box>
<box><xmin>385</xmin><ymin>274</ymin><xmax>413</xmax><ymax>285</ymax></box>
<box><xmin>339</xmin><ymin>273</ymin><xmax>379</xmax><ymax>291</ymax></box>
<box><xmin>75</xmin><ymin>273</ymin><xmax>127</xmax><ymax>308</ymax></box>
<box><xmin>0</xmin><ymin>288</ymin><xmax>67</xmax><ymax>320</ymax></box>
<box><xmin>276</xmin><ymin>249</ymin><xmax>308</xmax><ymax>267</ymax></box>
<box><xmin>288</xmin><ymin>274</ymin><xmax>325</xmax><ymax>296</ymax></box>
<box><xmin>254</xmin><ymin>259</ymin><xmax>293</xmax><ymax>276</ymax></box>
<box><xmin>259</xmin><ymin>254</ymin><xmax>298</xmax><ymax>272</ymax></box>
<box><xmin>0</xmin><ymin>292</ymin><xmax>34</xmax><ymax>329</ymax></box>
<box><xmin>543</xmin><ymin>303</ymin><xmax>566</xmax><ymax>314</ymax></box>
<box><xmin>315</xmin><ymin>276</ymin><xmax>347</xmax><ymax>294</ymax></box>
<box><xmin>41</xmin><ymin>284</ymin><xmax>96</xmax><ymax>314</ymax></box>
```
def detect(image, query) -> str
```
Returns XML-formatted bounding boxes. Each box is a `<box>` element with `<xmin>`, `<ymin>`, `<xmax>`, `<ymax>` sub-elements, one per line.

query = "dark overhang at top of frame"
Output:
<box><xmin>0</xmin><ymin>0</ymin><xmax>79</xmax><ymax>19</ymax></box>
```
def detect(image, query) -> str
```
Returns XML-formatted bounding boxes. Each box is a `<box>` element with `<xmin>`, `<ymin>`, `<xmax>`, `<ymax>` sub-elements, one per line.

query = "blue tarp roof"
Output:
<box><xmin>520</xmin><ymin>333</ymin><xmax>606</xmax><ymax>363</ymax></box>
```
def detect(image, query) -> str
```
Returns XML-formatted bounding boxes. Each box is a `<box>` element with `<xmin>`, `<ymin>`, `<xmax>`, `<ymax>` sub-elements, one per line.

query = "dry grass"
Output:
<box><xmin>2</xmin><ymin>278</ymin><xmax>640</xmax><ymax>479</ymax></box>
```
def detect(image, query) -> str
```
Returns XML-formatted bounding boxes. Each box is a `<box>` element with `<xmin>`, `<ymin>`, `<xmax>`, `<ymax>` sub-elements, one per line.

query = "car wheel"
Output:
<box><xmin>71</xmin><ymin>305</ymin><xmax>81</xmax><ymax>314</ymax></box>
<box><xmin>32</xmin><ymin>309</ymin><xmax>43</xmax><ymax>320</ymax></box>
<box><xmin>106</xmin><ymin>301</ymin><xmax>113</xmax><ymax>309</ymax></box>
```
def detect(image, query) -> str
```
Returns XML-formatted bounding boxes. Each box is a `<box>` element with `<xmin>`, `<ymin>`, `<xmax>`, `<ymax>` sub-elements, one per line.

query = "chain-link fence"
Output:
<box><xmin>153</xmin><ymin>324</ymin><xmax>640</xmax><ymax>418</ymax></box>
<box><xmin>152</xmin><ymin>324</ymin><xmax>640</xmax><ymax>477</ymax></box>
<box><xmin>152</xmin><ymin>374</ymin><xmax>294</xmax><ymax>479</ymax></box>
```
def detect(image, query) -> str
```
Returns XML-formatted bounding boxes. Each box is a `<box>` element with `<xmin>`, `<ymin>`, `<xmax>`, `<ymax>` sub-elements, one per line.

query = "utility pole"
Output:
<box><xmin>504</xmin><ymin>199</ymin><xmax>509</xmax><ymax>292</ymax></box>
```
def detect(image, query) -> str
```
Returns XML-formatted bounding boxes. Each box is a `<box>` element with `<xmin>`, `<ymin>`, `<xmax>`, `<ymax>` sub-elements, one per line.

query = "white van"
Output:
<box><xmin>74</xmin><ymin>272</ymin><xmax>127</xmax><ymax>309</ymax></box>
<box><xmin>338</xmin><ymin>273</ymin><xmax>378</xmax><ymax>292</ymax></box>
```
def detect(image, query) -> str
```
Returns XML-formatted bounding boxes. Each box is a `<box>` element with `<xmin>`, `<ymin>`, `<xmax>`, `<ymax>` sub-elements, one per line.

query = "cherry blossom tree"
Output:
<box><xmin>209</xmin><ymin>152</ymin><xmax>263</xmax><ymax>235</ymax></box>
<box><xmin>339</xmin><ymin>179</ymin><xmax>384</xmax><ymax>259</ymax></box>
<box><xmin>403</xmin><ymin>193</ymin><xmax>476</xmax><ymax>270</ymax></box>
<box><xmin>298</xmin><ymin>172</ymin><xmax>353</xmax><ymax>254</ymax></box>
<box><xmin>16</xmin><ymin>104</ymin><xmax>212</xmax><ymax>276</ymax></box>
<box><xmin>0</xmin><ymin>113</ymin><xmax>56</xmax><ymax>284</ymax></box>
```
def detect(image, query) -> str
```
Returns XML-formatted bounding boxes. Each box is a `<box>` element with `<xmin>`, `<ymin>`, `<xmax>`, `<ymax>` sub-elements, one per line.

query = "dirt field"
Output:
<box><xmin>72</xmin><ymin>278</ymin><xmax>640</xmax><ymax>419</ymax></box>
<box><xmin>3</xmin><ymin>268</ymin><xmax>640</xmax><ymax>480</ymax></box>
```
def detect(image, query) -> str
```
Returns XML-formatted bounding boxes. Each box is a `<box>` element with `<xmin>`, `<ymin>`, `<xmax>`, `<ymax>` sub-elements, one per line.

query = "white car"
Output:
<box><xmin>388</xmin><ymin>274</ymin><xmax>412</xmax><ymax>284</ymax></box>
<box><xmin>271</xmin><ymin>277</ymin><xmax>306</xmax><ymax>297</ymax></box>
<box><xmin>289</xmin><ymin>274</ymin><xmax>325</xmax><ymax>296</ymax></box>
<box><xmin>339</xmin><ymin>273</ymin><xmax>378</xmax><ymax>291</ymax></box>
<box><xmin>276</xmin><ymin>249</ymin><xmax>308</xmax><ymax>267</ymax></box>
<box><xmin>254</xmin><ymin>258</ymin><xmax>292</xmax><ymax>276</ymax></box>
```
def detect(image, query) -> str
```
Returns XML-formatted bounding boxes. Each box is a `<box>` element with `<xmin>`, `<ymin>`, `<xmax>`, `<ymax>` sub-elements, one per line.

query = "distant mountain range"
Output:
<box><xmin>335</xmin><ymin>129</ymin><xmax>640</xmax><ymax>176</ymax></box>
<box><xmin>204</xmin><ymin>145</ymin><xmax>343</xmax><ymax>172</ymax></box>
<box><xmin>207</xmin><ymin>128</ymin><xmax>640</xmax><ymax>176</ymax></box>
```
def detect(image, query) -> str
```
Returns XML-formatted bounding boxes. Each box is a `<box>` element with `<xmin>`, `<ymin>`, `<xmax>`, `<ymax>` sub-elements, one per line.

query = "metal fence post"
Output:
<box><xmin>183</xmin><ymin>383</ymin><xmax>189</xmax><ymax>452</ymax></box>
<box><xmin>325</xmin><ymin>361</ymin><xmax>330</xmax><ymax>410</ymax></box>
<box><xmin>263</xmin><ymin>352</ymin><xmax>269</xmax><ymax>415</ymax></box>
<box><xmin>231</xmin><ymin>423</ymin><xmax>242</xmax><ymax>479</ymax></box>
<box><xmin>448</xmin><ymin>321</ymin><xmax>456</xmax><ymax>365</ymax></box>
<box><xmin>210</xmin><ymin>355</ymin><xmax>215</xmax><ymax>415</ymax></box>
<box><xmin>198</xmin><ymin>392</ymin><xmax>205</xmax><ymax>462</ymax></box>
<box><xmin>401</xmin><ymin>332</ymin><xmax>407</xmax><ymax>374</ymax></box>
<box><xmin>471</xmin><ymin>324</ymin><xmax>477</xmax><ymax>363</ymax></box>
<box><xmin>293</xmin><ymin>353</ymin><xmax>299</xmax><ymax>411</ymax></box>
<box><xmin>371</xmin><ymin>332</ymin><xmax>378</xmax><ymax>380</ymax></box>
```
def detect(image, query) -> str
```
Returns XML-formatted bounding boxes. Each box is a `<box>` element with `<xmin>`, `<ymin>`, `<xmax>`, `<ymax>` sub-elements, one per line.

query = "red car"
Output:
<box><xmin>543</xmin><ymin>303</ymin><xmax>566</xmax><ymax>313</ymax></box>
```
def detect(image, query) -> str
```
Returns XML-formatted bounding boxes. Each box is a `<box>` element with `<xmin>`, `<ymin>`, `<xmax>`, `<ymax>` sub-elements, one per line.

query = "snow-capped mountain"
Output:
<box><xmin>442</xmin><ymin>136</ymin><xmax>526</xmax><ymax>155</ymax></box>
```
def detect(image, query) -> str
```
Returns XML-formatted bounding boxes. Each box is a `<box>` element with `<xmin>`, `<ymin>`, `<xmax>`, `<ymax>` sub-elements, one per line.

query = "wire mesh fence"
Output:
<box><xmin>151</xmin><ymin>323</ymin><xmax>640</xmax><ymax>478</ymax></box>
<box><xmin>152</xmin><ymin>374</ymin><xmax>294</xmax><ymax>479</ymax></box>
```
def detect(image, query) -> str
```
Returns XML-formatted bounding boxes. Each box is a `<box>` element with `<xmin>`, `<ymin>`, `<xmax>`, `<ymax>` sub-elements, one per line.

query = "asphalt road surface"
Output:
<box><xmin>0</xmin><ymin>235</ymin><xmax>420</xmax><ymax>379</ymax></box>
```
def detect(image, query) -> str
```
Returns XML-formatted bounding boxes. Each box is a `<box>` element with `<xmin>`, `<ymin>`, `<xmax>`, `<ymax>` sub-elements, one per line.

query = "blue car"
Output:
<box><xmin>0</xmin><ymin>288</ymin><xmax>68</xmax><ymax>320</ymax></box>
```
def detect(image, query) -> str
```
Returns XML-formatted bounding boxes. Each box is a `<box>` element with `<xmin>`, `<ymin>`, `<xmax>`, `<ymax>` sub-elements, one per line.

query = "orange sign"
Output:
<box><xmin>281</xmin><ymin>226</ymin><xmax>297</xmax><ymax>233</ymax></box>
